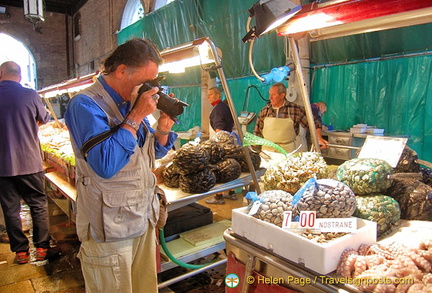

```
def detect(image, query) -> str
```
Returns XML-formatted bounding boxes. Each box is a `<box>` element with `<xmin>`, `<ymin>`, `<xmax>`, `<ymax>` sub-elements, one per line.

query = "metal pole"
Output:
<box><xmin>157</xmin><ymin>258</ymin><xmax>227</xmax><ymax>289</ymax></box>
<box><xmin>204</xmin><ymin>38</ymin><xmax>262</xmax><ymax>194</ymax></box>
<box><xmin>288</xmin><ymin>37</ymin><xmax>321</xmax><ymax>153</ymax></box>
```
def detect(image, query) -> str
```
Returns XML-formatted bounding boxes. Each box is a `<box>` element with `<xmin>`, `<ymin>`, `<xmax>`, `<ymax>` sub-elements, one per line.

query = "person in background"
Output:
<box><xmin>64</xmin><ymin>38</ymin><xmax>177</xmax><ymax>293</ymax></box>
<box><xmin>205</xmin><ymin>86</ymin><xmax>236</xmax><ymax>205</ymax></box>
<box><xmin>254</xmin><ymin>82</ymin><xmax>328</xmax><ymax>153</ymax></box>
<box><xmin>0</xmin><ymin>61</ymin><xmax>51</xmax><ymax>264</ymax></box>
<box><xmin>311</xmin><ymin>101</ymin><xmax>327</xmax><ymax>127</ymax></box>
<box><xmin>208</xmin><ymin>87</ymin><xmax>234</xmax><ymax>133</ymax></box>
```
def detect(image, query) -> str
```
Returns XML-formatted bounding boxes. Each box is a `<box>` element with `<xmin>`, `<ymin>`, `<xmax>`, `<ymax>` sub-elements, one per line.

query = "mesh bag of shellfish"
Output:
<box><xmin>248</xmin><ymin>190</ymin><xmax>294</xmax><ymax>227</ymax></box>
<box><xmin>336</xmin><ymin>158</ymin><xmax>393</xmax><ymax>195</ymax></box>
<box><xmin>386</xmin><ymin>177</ymin><xmax>432</xmax><ymax>221</ymax></box>
<box><xmin>354</xmin><ymin>194</ymin><xmax>400</xmax><ymax>236</ymax></box>
<box><xmin>420</xmin><ymin>167</ymin><xmax>432</xmax><ymax>187</ymax></box>
<box><xmin>172</xmin><ymin>143</ymin><xmax>210</xmax><ymax>175</ymax></box>
<box><xmin>293</xmin><ymin>178</ymin><xmax>357</xmax><ymax>218</ymax></box>
<box><xmin>198</xmin><ymin>140</ymin><xmax>226</xmax><ymax>164</ymax></box>
<box><xmin>223</xmin><ymin>144</ymin><xmax>261</xmax><ymax>172</ymax></box>
<box><xmin>179</xmin><ymin>167</ymin><xmax>216</xmax><ymax>193</ymax></box>
<box><xmin>212</xmin><ymin>158</ymin><xmax>242</xmax><ymax>183</ymax></box>
<box><xmin>162</xmin><ymin>162</ymin><xmax>181</xmax><ymax>188</ymax></box>
<box><xmin>262</xmin><ymin>152</ymin><xmax>329</xmax><ymax>194</ymax></box>
<box><xmin>393</xmin><ymin>145</ymin><xmax>420</xmax><ymax>173</ymax></box>
<box><xmin>209</xmin><ymin>130</ymin><xmax>240</xmax><ymax>145</ymax></box>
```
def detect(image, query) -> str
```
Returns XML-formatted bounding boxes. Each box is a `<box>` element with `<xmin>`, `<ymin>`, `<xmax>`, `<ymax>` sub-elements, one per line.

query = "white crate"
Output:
<box><xmin>231</xmin><ymin>207</ymin><xmax>377</xmax><ymax>275</ymax></box>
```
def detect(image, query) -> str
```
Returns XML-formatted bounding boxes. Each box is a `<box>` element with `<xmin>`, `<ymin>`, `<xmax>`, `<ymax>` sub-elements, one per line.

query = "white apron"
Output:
<box><xmin>262</xmin><ymin>116</ymin><xmax>297</xmax><ymax>153</ymax></box>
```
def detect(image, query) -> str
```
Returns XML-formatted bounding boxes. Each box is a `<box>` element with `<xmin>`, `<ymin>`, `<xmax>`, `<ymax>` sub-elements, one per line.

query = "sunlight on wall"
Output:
<box><xmin>0</xmin><ymin>33</ymin><xmax>37</xmax><ymax>89</ymax></box>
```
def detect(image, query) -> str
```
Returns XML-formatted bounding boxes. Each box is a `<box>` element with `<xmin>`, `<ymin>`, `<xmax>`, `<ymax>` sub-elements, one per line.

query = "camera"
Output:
<box><xmin>137</xmin><ymin>76</ymin><xmax>189</xmax><ymax>124</ymax></box>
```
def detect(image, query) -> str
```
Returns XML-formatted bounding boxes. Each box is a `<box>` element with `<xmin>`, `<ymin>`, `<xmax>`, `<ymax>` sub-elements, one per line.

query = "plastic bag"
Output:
<box><xmin>248</xmin><ymin>190</ymin><xmax>294</xmax><ymax>227</ymax></box>
<box><xmin>336</xmin><ymin>158</ymin><xmax>393</xmax><ymax>195</ymax></box>
<box><xmin>294</xmin><ymin>179</ymin><xmax>356</xmax><ymax>218</ymax></box>
<box><xmin>354</xmin><ymin>195</ymin><xmax>400</xmax><ymax>236</ymax></box>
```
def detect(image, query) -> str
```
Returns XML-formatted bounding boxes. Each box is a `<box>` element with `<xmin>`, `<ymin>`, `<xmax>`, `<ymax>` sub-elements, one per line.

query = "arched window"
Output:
<box><xmin>120</xmin><ymin>0</ymin><xmax>176</xmax><ymax>29</ymax></box>
<box><xmin>120</xmin><ymin>0</ymin><xmax>144</xmax><ymax>30</ymax></box>
<box><xmin>0</xmin><ymin>33</ymin><xmax>37</xmax><ymax>89</ymax></box>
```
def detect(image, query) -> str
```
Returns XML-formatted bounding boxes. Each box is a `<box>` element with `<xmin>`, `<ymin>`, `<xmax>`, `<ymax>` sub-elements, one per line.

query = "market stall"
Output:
<box><xmin>218</xmin><ymin>1</ymin><xmax>432</xmax><ymax>292</ymax></box>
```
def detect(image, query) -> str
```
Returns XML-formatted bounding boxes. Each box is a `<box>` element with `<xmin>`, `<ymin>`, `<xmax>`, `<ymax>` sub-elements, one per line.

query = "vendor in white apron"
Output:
<box><xmin>254</xmin><ymin>83</ymin><xmax>328</xmax><ymax>154</ymax></box>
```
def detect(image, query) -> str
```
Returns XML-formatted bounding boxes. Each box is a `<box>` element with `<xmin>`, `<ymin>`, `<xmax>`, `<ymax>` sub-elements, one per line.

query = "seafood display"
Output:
<box><xmin>164</xmin><ymin>131</ymin><xmax>258</xmax><ymax>193</ymax></box>
<box><xmin>38</xmin><ymin>120</ymin><xmax>75</xmax><ymax>166</ymax></box>
<box><xmin>294</xmin><ymin>179</ymin><xmax>356</xmax><ymax>218</ymax></box>
<box><xmin>387</xmin><ymin>177</ymin><xmax>432</xmax><ymax>221</ymax></box>
<box><xmin>337</xmin><ymin>158</ymin><xmax>393</xmax><ymax>195</ymax></box>
<box><xmin>354</xmin><ymin>195</ymin><xmax>401</xmax><ymax>236</ymax></box>
<box><xmin>262</xmin><ymin>152</ymin><xmax>329</xmax><ymax>194</ymax></box>
<box><xmin>251</xmin><ymin>190</ymin><xmax>294</xmax><ymax>227</ymax></box>
<box><xmin>336</xmin><ymin>241</ymin><xmax>432</xmax><ymax>292</ymax></box>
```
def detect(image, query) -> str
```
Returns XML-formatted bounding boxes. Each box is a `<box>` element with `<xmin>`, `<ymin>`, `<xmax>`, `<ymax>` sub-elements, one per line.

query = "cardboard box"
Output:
<box><xmin>231</xmin><ymin>207</ymin><xmax>377</xmax><ymax>275</ymax></box>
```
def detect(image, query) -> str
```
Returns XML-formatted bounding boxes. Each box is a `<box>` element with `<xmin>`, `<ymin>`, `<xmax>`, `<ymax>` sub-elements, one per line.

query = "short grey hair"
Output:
<box><xmin>271</xmin><ymin>82</ymin><xmax>286</xmax><ymax>94</ymax></box>
<box><xmin>209</xmin><ymin>86</ymin><xmax>223</xmax><ymax>96</ymax></box>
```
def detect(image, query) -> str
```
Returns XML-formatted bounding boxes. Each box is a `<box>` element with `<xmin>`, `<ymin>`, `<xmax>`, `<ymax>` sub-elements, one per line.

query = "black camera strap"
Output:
<box><xmin>80</xmin><ymin>124</ymin><xmax>121</xmax><ymax>160</ymax></box>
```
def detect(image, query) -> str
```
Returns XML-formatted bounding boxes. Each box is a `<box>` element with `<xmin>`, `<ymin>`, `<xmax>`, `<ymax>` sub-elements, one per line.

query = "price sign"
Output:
<box><xmin>282</xmin><ymin>211</ymin><xmax>293</xmax><ymax>229</ymax></box>
<box><xmin>298</xmin><ymin>211</ymin><xmax>316</xmax><ymax>228</ymax></box>
<box><xmin>316</xmin><ymin>218</ymin><xmax>357</xmax><ymax>232</ymax></box>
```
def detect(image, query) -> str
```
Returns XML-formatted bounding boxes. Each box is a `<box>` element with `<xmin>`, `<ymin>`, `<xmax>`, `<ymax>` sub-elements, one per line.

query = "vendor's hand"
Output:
<box><xmin>319</xmin><ymin>137</ymin><xmax>329</xmax><ymax>149</ymax></box>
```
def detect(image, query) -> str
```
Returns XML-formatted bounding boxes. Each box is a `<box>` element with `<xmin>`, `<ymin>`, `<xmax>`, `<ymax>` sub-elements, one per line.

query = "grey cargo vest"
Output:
<box><xmin>71</xmin><ymin>79</ymin><xmax>159</xmax><ymax>242</ymax></box>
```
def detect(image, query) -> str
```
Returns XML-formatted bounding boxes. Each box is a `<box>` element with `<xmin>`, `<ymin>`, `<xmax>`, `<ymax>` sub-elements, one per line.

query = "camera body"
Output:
<box><xmin>137</xmin><ymin>78</ymin><xmax>189</xmax><ymax>124</ymax></box>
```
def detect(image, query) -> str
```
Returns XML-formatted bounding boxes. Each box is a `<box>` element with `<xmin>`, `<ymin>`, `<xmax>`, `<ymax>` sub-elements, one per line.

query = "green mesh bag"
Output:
<box><xmin>354</xmin><ymin>195</ymin><xmax>400</xmax><ymax>236</ymax></box>
<box><xmin>243</xmin><ymin>132</ymin><xmax>287</xmax><ymax>155</ymax></box>
<box><xmin>336</xmin><ymin>158</ymin><xmax>393</xmax><ymax>195</ymax></box>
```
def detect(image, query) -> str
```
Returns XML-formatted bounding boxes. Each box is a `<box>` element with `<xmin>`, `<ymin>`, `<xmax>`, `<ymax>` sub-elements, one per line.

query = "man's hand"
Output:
<box><xmin>132</xmin><ymin>86</ymin><xmax>159</xmax><ymax>119</ymax></box>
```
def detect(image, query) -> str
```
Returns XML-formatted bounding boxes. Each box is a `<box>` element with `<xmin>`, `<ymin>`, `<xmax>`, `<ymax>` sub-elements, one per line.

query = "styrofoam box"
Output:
<box><xmin>366</xmin><ymin>128</ymin><xmax>385</xmax><ymax>135</ymax></box>
<box><xmin>350</xmin><ymin>127</ymin><xmax>366</xmax><ymax>134</ymax></box>
<box><xmin>231</xmin><ymin>207</ymin><xmax>377</xmax><ymax>275</ymax></box>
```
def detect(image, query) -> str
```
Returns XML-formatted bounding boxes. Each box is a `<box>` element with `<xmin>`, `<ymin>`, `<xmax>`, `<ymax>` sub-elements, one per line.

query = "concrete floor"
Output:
<box><xmin>0</xmin><ymin>191</ymin><xmax>247</xmax><ymax>293</ymax></box>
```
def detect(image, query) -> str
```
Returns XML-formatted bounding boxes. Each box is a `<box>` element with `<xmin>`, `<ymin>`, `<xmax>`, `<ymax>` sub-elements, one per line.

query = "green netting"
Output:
<box><xmin>311</xmin><ymin>55</ymin><xmax>432</xmax><ymax>161</ymax></box>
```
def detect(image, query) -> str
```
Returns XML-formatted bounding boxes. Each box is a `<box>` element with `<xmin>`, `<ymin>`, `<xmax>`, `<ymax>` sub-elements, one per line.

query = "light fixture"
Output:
<box><xmin>242</xmin><ymin>0</ymin><xmax>301</xmax><ymax>43</ymax></box>
<box><xmin>277</xmin><ymin>0</ymin><xmax>432</xmax><ymax>41</ymax></box>
<box><xmin>159</xmin><ymin>39</ymin><xmax>217</xmax><ymax>73</ymax></box>
<box><xmin>24</xmin><ymin>0</ymin><xmax>44</xmax><ymax>24</ymax></box>
<box><xmin>0</xmin><ymin>6</ymin><xmax>6</xmax><ymax>14</ymax></box>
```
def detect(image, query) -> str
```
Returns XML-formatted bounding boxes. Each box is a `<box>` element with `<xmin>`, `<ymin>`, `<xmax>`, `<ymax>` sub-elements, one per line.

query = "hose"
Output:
<box><xmin>159</xmin><ymin>228</ymin><xmax>219</xmax><ymax>269</ymax></box>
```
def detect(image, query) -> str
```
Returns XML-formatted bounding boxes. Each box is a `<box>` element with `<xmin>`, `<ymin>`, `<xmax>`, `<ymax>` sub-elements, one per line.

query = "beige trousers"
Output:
<box><xmin>78</xmin><ymin>224</ymin><xmax>157</xmax><ymax>293</ymax></box>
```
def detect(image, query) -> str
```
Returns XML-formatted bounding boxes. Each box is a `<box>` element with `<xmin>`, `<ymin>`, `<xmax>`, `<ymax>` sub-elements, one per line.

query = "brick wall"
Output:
<box><xmin>0</xmin><ymin>0</ymin><xmax>128</xmax><ymax>88</ymax></box>
<box><xmin>0</xmin><ymin>6</ymin><xmax>68</xmax><ymax>89</ymax></box>
<box><xmin>72</xmin><ymin>0</ymin><xmax>128</xmax><ymax>76</ymax></box>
